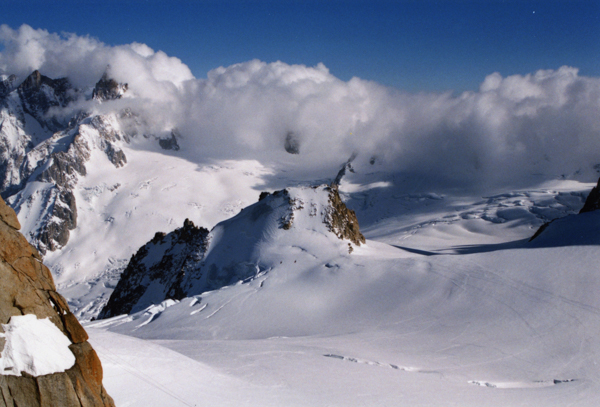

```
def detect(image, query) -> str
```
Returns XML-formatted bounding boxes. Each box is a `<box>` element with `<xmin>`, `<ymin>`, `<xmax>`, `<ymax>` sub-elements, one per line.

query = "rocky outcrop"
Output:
<box><xmin>0</xmin><ymin>196</ymin><xmax>115</xmax><ymax>407</ymax></box>
<box><xmin>579</xmin><ymin>177</ymin><xmax>600</xmax><ymax>213</ymax></box>
<box><xmin>98</xmin><ymin>219</ymin><xmax>210</xmax><ymax>319</ymax></box>
<box><xmin>92</xmin><ymin>73</ymin><xmax>128</xmax><ymax>102</ymax></box>
<box><xmin>158</xmin><ymin>130</ymin><xmax>180</xmax><ymax>151</ymax></box>
<box><xmin>17</xmin><ymin>70</ymin><xmax>74</xmax><ymax>132</ymax></box>
<box><xmin>99</xmin><ymin>184</ymin><xmax>366</xmax><ymax>319</ymax></box>
<box><xmin>326</xmin><ymin>185</ymin><xmax>365</xmax><ymax>247</ymax></box>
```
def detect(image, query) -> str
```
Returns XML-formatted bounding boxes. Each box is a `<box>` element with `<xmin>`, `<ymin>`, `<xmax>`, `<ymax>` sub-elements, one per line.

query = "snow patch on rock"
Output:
<box><xmin>0</xmin><ymin>314</ymin><xmax>75</xmax><ymax>377</ymax></box>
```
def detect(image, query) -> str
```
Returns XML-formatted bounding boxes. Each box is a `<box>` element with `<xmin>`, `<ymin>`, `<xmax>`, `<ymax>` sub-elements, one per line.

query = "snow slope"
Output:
<box><xmin>86</xmin><ymin>177</ymin><xmax>600</xmax><ymax>406</ymax></box>
<box><xmin>2</xmin><ymin>66</ymin><xmax>600</xmax><ymax>406</ymax></box>
<box><xmin>46</xmin><ymin>145</ymin><xmax>271</xmax><ymax>319</ymax></box>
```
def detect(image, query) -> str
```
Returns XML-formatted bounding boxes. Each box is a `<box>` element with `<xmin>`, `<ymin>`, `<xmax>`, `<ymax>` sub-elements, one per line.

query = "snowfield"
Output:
<box><xmin>80</xmin><ymin>165</ymin><xmax>600</xmax><ymax>406</ymax></box>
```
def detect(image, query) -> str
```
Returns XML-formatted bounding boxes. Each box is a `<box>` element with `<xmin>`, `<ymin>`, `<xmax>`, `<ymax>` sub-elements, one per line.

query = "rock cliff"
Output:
<box><xmin>0</xmin><ymin>196</ymin><xmax>114</xmax><ymax>407</ymax></box>
<box><xmin>98</xmin><ymin>219</ymin><xmax>209</xmax><ymax>319</ymax></box>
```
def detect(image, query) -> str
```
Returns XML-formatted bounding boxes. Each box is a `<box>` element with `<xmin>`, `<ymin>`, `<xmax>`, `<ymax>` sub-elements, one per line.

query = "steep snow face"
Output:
<box><xmin>98</xmin><ymin>185</ymin><xmax>366</xmax><ymax>319</ymax></box>
<box><xmin>6</xmin><ymin>113</ymin><xmax>129</xmax><ymax>254</ymax></box>
<box><xmin>0</xmin><ymin>71</ymin><xmax>132</xmax><ymax>255</ymax></box>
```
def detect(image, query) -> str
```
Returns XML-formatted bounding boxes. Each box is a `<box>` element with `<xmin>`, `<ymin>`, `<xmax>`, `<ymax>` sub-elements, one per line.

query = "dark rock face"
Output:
<box><xmin>579</xmin><ymin>177</ymin><xmax>600</xmax><ymax>213</ymax></box>
<box><xmin>158</xmin><ymin>131</ymin><xmax>180</xmax><ymax>151</ymax></box>
<box><xmin>92</xmin><ymin>73</ymin><xmax>128</xmax><ymax>102</ymax></box>
<box><xmin>0</xmin><ymin>196</ymin><xmax>115</xmax><ymax>407</ymax></box>
<box><xmin>17</xmin><ymin>70</ymin><xmax>74</xmax><ymax>132</ymax></box>
<box><xmin>98</xmin><ymin>219</ymin><xmax>210</xmax><ymax>319</ymax></box>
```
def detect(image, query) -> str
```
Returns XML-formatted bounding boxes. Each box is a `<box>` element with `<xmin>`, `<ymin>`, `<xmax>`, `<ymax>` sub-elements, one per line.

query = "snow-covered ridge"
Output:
<box><xmin>98</xmin><ymin>184</ymin><xmax>366</xmax><ymax>319</ymax></box>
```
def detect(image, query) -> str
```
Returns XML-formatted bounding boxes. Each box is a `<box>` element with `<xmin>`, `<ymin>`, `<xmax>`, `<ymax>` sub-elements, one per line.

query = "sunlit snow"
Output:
<box><xmin>0</xmin><ymin>314</ymin><xmax>75</xmax><ymax>377</ymax></box>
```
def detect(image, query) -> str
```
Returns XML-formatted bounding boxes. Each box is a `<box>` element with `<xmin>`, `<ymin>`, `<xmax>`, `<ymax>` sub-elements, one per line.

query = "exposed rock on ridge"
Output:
<box><xmin>326</xmin><ymin>185</ymin><xmax>366</xmax><ymax>247</ymax></box>
<box><xmin>579</xmin><ymin>177</ymin><xmax>600</xmax><ymax>214</ymax></box>
<box><xmin>98</xmin><ymin>219</ymin><xmax>209</xmax><ymax>318</ymax></box>
<box><xmin>0</xmin><ymin>196</ymin><xmax>114</xmax><ymax>407</ymax></box>
<box><xmin>92</xmin><ymin>73</ymin><xmax>128</xmax><ymax>102</ymax></box>
<box><xmin>99</xmin><ymin>184</ymin><xmax>366</xmax><ymax>319</ymax></box>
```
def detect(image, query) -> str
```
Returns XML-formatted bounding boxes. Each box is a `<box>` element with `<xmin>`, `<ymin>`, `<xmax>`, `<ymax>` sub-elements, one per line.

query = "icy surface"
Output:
<box><xmin>0</xmin><ymin>314</ymin><xmax>75</xmax><ymax>377</ymax></box>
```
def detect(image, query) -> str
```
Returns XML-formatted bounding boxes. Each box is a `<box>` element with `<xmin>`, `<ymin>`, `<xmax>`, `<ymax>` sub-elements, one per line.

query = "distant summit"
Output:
<box><xmin>92</xmin><ymin>72</ymin><xmax>128</xmax><ymax>101</ymax></box>
<box><xmin>16</xmin><ymin>70</ymin><xmax>74</xmax><ymax>132</ymax></box>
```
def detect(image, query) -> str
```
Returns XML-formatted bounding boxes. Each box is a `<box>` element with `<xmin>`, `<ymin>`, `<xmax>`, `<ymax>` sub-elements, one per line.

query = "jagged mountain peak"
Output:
<box><xmin>17</xmin><ymin>70</ymin><xmax>72</xmax><ymax>97</ymax></box>
<box><xmin>98</xmin><ymin>184</ymin><xmax>365</xmax><ymax>319</ymax></box>
<box><xmin>92</xmin><ymin>72</ymin><xmax>128</xmax><ymax>102</ymax></box>
<box><xmin>15</xmin><ymin>70</ymin><xmax>75</xmax><ymax>132</ymax></box>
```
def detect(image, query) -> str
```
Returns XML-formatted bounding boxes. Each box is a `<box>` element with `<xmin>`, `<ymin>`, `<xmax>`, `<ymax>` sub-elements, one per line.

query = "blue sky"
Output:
<box><xmin>3</xmin><ymin>0</ymin><xmax>599</xmax><ymax>92</ymax></box>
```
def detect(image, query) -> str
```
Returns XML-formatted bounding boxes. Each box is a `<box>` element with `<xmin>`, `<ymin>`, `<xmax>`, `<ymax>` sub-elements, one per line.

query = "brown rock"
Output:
<box><xmin>0</xmin><ymin>197</ymin><xmax>20</xmax><ymax>230</ymax></box>
<box><xmin>326</xmin><ymin>185</ymin><xmax>366</xmax><ymax>247</ymax></box>
<box><xmin>0</xmin><ymin>194</ymin><xmax>115</xmax><ymax>406</ymax></box>
<box><xmin>1</xmin><ymin>373</ymin><xmax>40</xmax><ymax>406</ymax></box>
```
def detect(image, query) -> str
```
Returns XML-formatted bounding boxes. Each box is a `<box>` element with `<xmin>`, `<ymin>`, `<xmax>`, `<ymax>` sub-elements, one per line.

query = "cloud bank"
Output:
<box><xmin>2</xmin><ymin>24</ymin><xmax>599</xmax><ymax>189</ymax></box>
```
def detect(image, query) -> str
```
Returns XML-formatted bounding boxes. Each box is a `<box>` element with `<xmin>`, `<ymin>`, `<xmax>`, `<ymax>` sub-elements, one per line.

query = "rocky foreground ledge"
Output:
<box><xmin>0</xmin><ymin>196</ymin><xmax>114</xmax><ymax>407</ymax></box>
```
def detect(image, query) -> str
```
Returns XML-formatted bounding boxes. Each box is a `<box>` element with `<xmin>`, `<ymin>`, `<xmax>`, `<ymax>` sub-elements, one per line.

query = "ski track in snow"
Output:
<box><xmin>322</xmin><ymin>353</ymin><xmax>441</xmax><ymax>376</ymax></box>
<box><xmin>469</xmin><ymin>379</ymin><xmax>577</xmax><ymax>389</ymax></box>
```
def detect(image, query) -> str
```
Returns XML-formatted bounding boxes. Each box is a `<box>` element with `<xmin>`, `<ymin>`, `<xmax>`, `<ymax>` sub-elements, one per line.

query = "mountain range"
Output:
<box><xmin>2</xmin><ymin>70</ymin><xmax>600</xmax><ymax>406</ymax></box>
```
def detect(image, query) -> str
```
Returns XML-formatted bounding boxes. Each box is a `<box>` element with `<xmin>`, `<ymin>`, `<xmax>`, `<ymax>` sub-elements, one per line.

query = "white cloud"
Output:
<box><xmin>2</xmin><ymin>24</ymin><xmax>600</xmax><ymax>189</ymax></box>
<box><xmin>0</xmin><ymin>24</ymin><xmax>193</xmax><ymax>92</ymax></box>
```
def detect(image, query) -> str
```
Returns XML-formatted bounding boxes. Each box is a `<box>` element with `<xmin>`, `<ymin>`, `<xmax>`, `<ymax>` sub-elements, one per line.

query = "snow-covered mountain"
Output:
<box><xmin>0</xmin><ymin>70</ymin><xmax>268</xmax><ymax>319</ymax></box>
<box><xmin>0</xmin><ymin>70</ymin><xmax>131</xmax><ymax>254</ymax></box>
<box><xmin>98</xmin><ymin>184</ymin><xmax>364</xmax><ymax>318</ymax></box>
<box><xmin>3</xmin><ymin>58</ymin><xmax>600</xmax><ymax>405</ymax></box>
